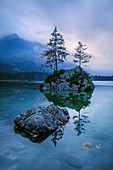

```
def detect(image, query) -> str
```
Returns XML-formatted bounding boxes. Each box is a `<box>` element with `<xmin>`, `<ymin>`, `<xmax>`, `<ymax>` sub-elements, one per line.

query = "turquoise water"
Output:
<box><xmin>0</xmin><ymin>81</ymin><xmax>113</xmax><ymax>170</ymax></box>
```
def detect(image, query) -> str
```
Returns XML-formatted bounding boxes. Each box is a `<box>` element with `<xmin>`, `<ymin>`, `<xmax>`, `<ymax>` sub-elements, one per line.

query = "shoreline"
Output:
<box><xmin>0</xmin><ymin>79</ymin><xmax>113</xmax><ymax>82</ymax></box>
<box><xmin>0</xmin><ymin>80</ymin><xmax>44</xmax><ymax>82</ymax></box>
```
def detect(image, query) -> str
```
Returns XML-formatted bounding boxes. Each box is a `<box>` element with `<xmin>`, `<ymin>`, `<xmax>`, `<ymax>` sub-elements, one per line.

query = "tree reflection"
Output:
<box><xmin>43</xmin><ymin>90</ymin><xmax>93</xmax><ymax>136</ymax></box>
<box><xmin>51</xmin><ymin>127</ymin><xmax>64</xmax><ymax>147</ymax></box>
<box><xmin>73</xmin><ymin>112</ymin><xmax>90</xmax><ymax>136</ymax></box>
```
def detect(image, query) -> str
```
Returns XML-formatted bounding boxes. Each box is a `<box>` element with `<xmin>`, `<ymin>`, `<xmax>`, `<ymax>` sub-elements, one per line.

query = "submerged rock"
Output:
<box><xmin>40</xmin><ymin>66</ymin><xmax>94</xmax><ymax>92</ymax></box>
<box><xmin>67</xmin><ymin>155</ymin><xmax>83</xmax><ymax>169</ymax></box>
<box><xmin>14</xmin><ymin>104</ymin><xmax>69</xmax><ymax>136</ymax></box>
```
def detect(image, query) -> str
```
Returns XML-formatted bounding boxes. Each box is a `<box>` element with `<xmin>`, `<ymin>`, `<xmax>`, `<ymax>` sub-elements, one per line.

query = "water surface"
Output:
<box><xmin>0</xmin><ymin>81</ymin><xmax>113</xmax><ymax>170</ymax></box>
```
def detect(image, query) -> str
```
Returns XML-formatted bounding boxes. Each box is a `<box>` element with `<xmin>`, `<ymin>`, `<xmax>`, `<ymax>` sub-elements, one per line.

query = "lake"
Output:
<box><xmin>0</xmin><ymin>81</ymin><xmax>113</xmax><ymax>170</ymax></box>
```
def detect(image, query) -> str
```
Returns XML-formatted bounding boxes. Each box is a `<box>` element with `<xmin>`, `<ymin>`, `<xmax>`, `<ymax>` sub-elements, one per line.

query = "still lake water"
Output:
<box><xmin>0</xmin><ymin>81</ymin><xmax>113</xmax><ymax>170</ymax></box>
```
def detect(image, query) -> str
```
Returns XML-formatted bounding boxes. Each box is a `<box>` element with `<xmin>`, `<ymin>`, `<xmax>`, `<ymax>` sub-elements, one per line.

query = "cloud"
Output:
<box><xmin>0</xmin><ymin>0</ymin><xmax>113</xmax><ymax>74</ymax></box>
<box><xmin>0</xmin><ymin>0</ymin><xmax>52</xmax><ymax>42</ymax></box>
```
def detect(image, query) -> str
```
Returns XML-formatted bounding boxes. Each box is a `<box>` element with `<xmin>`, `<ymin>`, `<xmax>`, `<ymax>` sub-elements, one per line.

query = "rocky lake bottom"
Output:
<box><xmin>0</xmin><ymin>81</ymin><xmax>113</xmax><ymax>170</ymax></box>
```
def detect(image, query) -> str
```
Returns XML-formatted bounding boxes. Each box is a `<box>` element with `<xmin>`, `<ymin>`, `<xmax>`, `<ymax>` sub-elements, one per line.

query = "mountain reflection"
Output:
<box><xmin>43</xmin><ymin>90</ymin><xmax>93</xmax><ymax>136</ymax></box>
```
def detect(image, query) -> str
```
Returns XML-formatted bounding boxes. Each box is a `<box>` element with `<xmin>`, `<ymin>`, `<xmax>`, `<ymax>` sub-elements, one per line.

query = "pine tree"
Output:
<box><xmin>73</xmin><ymin>42</ymin><xmax>92</xmax><ymax>67</ymax></box>
<box><xmin>42</xmin><ymin>26</ymin><xmax>69</xmax><ymax>71</ymax></box>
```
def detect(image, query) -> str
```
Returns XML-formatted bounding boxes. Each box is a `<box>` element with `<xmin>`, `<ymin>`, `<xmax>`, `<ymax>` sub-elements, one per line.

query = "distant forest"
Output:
<box><xmin>0</xmin><ymin>72</ymin><xmax>49</xmax><ymax>81</ymax></box>
<box><xmin>0</xmin><ymin>72</ymin><xmax>113</xmax><ymax>81</ymax></box>
<box><xmin>91</xmin><ymin>75</ymin><xmax>113</xmax><ymax>81</ymax></box>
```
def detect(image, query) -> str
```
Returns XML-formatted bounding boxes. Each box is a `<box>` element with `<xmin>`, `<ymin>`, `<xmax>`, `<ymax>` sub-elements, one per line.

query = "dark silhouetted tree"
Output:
<box><xmin>42</xmin><ymin>26</ymin><xmax>69</xmax><ymax>71</ymax></box>
<box><xmin>73</xmin><ymin>42</ymin><xmax>92</xmax><ymax>67</ymax></box>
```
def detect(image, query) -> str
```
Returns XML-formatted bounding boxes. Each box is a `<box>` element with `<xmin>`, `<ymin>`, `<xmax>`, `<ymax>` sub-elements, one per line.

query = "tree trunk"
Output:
<box><xmin>55</xmin><ymin>58</ymin><xmax>58</xmax><ymax>71</ymax></box>
<box><xmin>79</xmin><ymin>53</ymin><xmax>81</xmax><ymax>67</ymax></box>
<box><xmin>79</xmin><ymin>59</ymin><xmax>81</xmax><ymax>67</ymax></box>
<box><xmin>55</xmin><ymin>33</ymin><xmax>57</xmax><ymax>71</ymax></box>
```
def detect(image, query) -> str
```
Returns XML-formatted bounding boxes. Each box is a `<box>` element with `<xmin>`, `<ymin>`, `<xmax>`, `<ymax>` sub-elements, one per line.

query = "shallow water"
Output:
<box><xmin>0</xmin><ymin>81</ymin><xmax>113</xmax><ymax>170</ymax></box>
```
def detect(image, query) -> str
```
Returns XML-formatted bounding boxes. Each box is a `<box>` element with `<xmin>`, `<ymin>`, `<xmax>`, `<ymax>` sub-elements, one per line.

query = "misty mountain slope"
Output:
<box><xmin>0</xmin><ymin>61</ymin><xmax>39</xmax><ymax>72</ymax></box>
<box><xmin>0</xmin><ymin>34</ymin><xmax>46</xmax><ymax>71</ymax></box>
<box><xmin>0</xmin><ymin>34</ymin><xmax>99</xmax><ymax>75</ymax></box>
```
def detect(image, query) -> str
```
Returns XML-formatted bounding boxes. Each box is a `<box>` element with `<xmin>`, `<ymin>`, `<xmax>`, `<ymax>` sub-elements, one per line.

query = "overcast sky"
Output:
<box><xmin>0</xmin><ymin>0</ymin><xmax>113</xmax><ymax>75</ymax></box>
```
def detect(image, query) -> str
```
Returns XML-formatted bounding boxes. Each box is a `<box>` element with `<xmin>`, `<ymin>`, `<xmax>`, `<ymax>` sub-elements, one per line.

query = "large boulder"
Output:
<box><xmin>14</xmin><ymin>104</ymin><xmax>70</xmax><ymax>136</ymax></box>
<box><xmin>40</xmin><ymin>66</ymin><xmax>94</xmax><ymax>92</ymax></box>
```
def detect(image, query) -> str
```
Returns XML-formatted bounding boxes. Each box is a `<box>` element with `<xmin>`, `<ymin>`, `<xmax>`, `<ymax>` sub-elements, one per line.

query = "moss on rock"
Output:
<box><xmin>45</xmin><ymin>69</ymin><xmax>65</xmax><ymax>83</ymax></box>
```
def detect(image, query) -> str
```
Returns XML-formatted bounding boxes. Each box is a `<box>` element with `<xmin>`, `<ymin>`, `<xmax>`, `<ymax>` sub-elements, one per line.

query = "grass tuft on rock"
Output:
<box><xmin>45</xmin><ymin>69</ymin><xmax>65</xmax><ymax>83</ymax></box>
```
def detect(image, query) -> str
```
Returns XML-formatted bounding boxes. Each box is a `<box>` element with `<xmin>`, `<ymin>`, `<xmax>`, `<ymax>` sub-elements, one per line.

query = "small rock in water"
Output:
<box><xmin>0</xmin><ymin>149</ymin><xmax>18</xmax><ymax>165</ymax></box>
<box><xmin>67</xmin><ymin>155</ymin><xmax>83</xmax><ymax>169</ymax></box>
<box><xmin>9</xmin><ymin>164</ymin><xmax>19</xmax><ymax>170</ymax></box>
<box><xmin>81</xmin><ymin>166</ymin><xmax>100</xmax><ymax>170</ymax></box>
<box><xmin>19</xmin><ymin>98</ymin><xmax>24</xmax><ymax>100</ymax></box>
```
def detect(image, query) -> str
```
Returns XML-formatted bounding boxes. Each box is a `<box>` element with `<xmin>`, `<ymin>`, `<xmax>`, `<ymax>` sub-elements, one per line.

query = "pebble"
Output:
<box><xmin>82</xmin><ymin>166</ymin><xmax>100</xmax><ymax>170</ymax></box>
<box><xmin>0</xmin><ymin>149</ymin><xmax>18</xmax><ymax>165</ymax></box>
<box><xmin>66</xmin><ymin>155</ymin><xmax>83</xmax><ymax>169</ymax></box>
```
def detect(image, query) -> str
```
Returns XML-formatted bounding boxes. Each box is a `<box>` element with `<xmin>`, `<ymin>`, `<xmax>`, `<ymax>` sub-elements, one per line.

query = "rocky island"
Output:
<box><xmin>40</xmin><ymin>66</ymin><xmax>94</xmax><ymax>92</ymax></box>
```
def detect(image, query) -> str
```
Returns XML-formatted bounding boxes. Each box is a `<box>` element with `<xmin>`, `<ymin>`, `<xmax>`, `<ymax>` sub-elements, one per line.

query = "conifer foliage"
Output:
<box><xmin>73</xmin><ymin>42</ymin><xmax>92</xmax><ymax>67</ymax></box>
<box><xmin>42</xmin><ymin>26</ymin><xmax>69</xmax><ymax>71</ymax></box>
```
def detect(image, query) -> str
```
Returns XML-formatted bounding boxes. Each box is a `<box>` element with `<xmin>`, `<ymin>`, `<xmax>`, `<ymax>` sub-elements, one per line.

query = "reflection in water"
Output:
<box><xmin>10</xmin><ymin>84</ymin><xmax>93</xmax><ymax>144</ymax></box>
<box><xmin>51</xmin><ymin>127</ymin><xmax>64</xmax><ymax>147</ymax></box>
<box><xmin>14</xmin><ymin>125</ymin><xmax>51</xmax><ymax>143</ymax></box>
<box><xmin>43</xmin><ymin>91</ymin><xmax>92</xmax><ymax>112</ymax></box>
<box><xmin>14</xmin><ymin>125</ymin><xmax>64</xmax><ymax>146</ymax></box>
<box><xmin>73</xmin><ymin>112</ymin><xmax>90</xmax><ymax>136</ymax></box>
<box><xmin>14</xmin><ymin>90</ymin><xmax>93</xmax><ymax>144</ymax></box>
<box><xmin>43</xmin><ymin>90</ymin><xmax>93</xmax><ymax>136</ymax></box>
<box><xmin>0</xmin><ymin>81</ymin><xmax>41</xmax><ymax>90</ymax></box>
<box><xmin>0</xmin><ymin>81</ymin><xmax>113</xmax><ymax>170</ymax></box>
<box><xmin>0</xmin><ymin>81</ymin><xmax>41</xmax><ymax>98</ymax></box>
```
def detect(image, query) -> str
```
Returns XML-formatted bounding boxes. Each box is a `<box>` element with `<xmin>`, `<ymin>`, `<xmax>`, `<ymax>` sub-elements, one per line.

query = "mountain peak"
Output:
<box><xmin>1</xmin><ymin>33</ymin><xmax>19</xmax><ymax>41</ymax></box>
<box><xmin>0</xmin><ymin>33</ymin><xmax>46</xmax><ymax>67</ymax></box>
<box><xmin>7</xmin><ymin>33</ymin><xmax>19</xmax><ymax>39</ymax></box>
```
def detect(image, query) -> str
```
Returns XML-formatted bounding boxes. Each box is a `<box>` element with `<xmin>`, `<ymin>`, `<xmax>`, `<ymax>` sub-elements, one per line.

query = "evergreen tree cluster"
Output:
<box><xmin>42</xmin><ymin>26</ymin><xmax>92</xmax><ymax>71</ymax></box>
<box><xmin>91</xmin><ymin>75</ymin><xmax>113</xmax><ymax>81</ymax></box>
